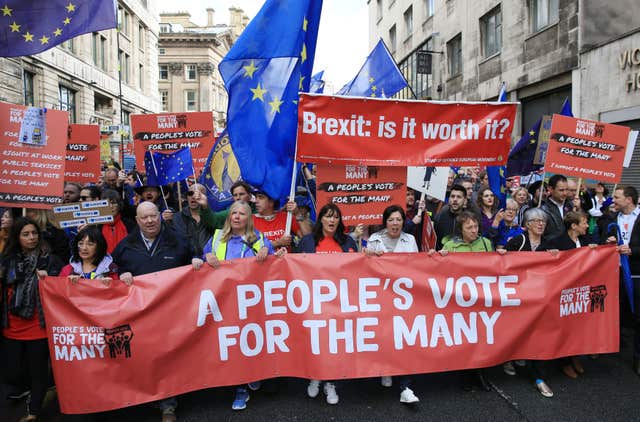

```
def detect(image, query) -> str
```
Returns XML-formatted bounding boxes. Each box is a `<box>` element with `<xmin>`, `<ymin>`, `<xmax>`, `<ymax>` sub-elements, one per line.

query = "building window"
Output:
<box><xmin>23</xmin><ymin>70</ymin><xmax>34</xmax><ymax>106</ymax></box>
<box><xmin>398</xmin><ymin>38</ymin><xmax>433</xmax><ymax>100</ymax></box>
<box><xmin>118</xmin><ymin>7</ymin><xmax>130</xmax><ymax>35</ymax></box>
<box><xmin>92</xmin><ymin>33</ymin><xmax>107</xmax><ymax>71</ymax></box>
<box><xmin>159</xmin><ymin>48</ymin><xmax>166</xmax><ymax>55</ymax></box>
<box><xmin>404</xmin><ymin>6</ymin><xmax>413</xmax><ymax>38</ymax></box>
<box><xmin>160</xmin><ymin>23</ymin><xmax>171</xmax><ymax>33</ymax></box>
<box><xmin>59</xmin><ymin>85</ymin><xmax>76</xmax><ymax>123</ymax></box>
<box><xmin>481</xmin><ymin>6</ymin><xmax>502</xmax><ymax>57</ymax></box>
<box><xmin>376</xmin><ymin>0</ymin><xmax>383</xmax><ymax>21</ymax></box>
<box><xmin>425</xmin><ymin>0</ymin><xmax>434</xmax><ymax>17</ymax></box>
<box><xmin>61</xmin><ymin>38</ymin><xmax>74</xmax><ymax>53</ymax></box>
<box><xmin>160</xmin><ymin>90</ymin><xmax>169</xmax><ymax>111</ymax></box>
<box><xmin>389</xmin><ymin>25</ymin><xmax>397</xmax><ymax>53</ymax></box>
<box><xmin>531</xmin><ymin>0</ymin><xmax>558</xmax><ymax>32</ymax></box>
<box><xmin>185</xmin><ymin>64</ymin><xmax>197</xmax><ymax>81</ymax></box>
<box><xmin>138</xmin><ymin>24</ymin><xmax>145</xmax><ymax>49</ymax></box>
<box><xmin>139</xmin><ymin>64</ymin><xmax>144</xmax><ymax>89</ymax></box>
<box><xmin>119</xmin><ymin>50</ymin><xmax>129</xmax><ymax>83</ymax></box>
<box><xmin>185</xmin><ymin>90</ymin><xmax>197</xmax><ymax>111</ymax></box>
<box><xmin>159</xmin><ymin>65</ymin><xmax>168</xmax><ymax>80</ymax></box>
<box><xmin>447</xmin><ymin>34</ymin><xmax>462</xmax><ymax>76</ymax></box>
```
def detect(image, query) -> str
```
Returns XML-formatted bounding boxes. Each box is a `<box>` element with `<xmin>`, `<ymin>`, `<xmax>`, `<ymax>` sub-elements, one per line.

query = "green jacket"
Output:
<box><xmin>441</xmin><ymin>236</ymin><xmax>493</xmax><ymax>252</ymax></box>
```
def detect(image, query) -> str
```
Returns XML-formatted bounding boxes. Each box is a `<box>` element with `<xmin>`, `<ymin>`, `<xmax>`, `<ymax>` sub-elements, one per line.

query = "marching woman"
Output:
<box><xmin>202</xmin><ymin>200</ymin><xmax>285</xmax><ymax>411</ymax></box>
<box><xmin>1</xmin><ymin>217</ymin><xmax>63</xmax><ymax>421</ymax></box>
<box><xmin>364</xmin><ymin>205</ymin><xmax>420</xmax><ymax>404</ymax></box>
<box><xmin>298</xmin><ymin>203</ymin><xmax>358</xmax><ymax>405</ymax></box>
<box><xmin>59</xmin><ymin>226</ymin><xmax>119</xmax><ymax>285</ymax></box>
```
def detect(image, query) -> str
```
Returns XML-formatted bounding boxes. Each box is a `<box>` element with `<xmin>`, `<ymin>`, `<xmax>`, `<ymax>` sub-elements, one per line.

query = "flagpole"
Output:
<box><xmin>285</xmin><ymin>134</ymin><xmax>300</xmax><ymax>236</ymax></box>
<box><xmin>116</xmin><ymin>27</ymin><xmax>125</xmax><ymax>167</ymax></box>
<box><xmin>149</xmin><ymin>152</ymin><xmax>170</xmax><ymax>211</ymax></box>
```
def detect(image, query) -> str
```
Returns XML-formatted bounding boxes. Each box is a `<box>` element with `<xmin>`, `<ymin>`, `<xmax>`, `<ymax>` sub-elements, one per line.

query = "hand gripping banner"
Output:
<box><xmin>40</xmin><ymin>246</ymin><xmax>619</xmax><ymax>414</ymax></box>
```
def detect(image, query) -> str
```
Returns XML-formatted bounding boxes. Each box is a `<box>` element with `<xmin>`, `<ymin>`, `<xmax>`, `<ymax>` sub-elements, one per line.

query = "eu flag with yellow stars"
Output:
<box><xmin>506</xmin><ymin>118</ymin><xmax>543</xmax><ymax>177</ymax></box>
<box><xmin>0</xmin><ymin>0</ymin><xmax>116</xmax><ymax>58</ymax></box>
<box><xmin>219</xmin><ymin>0</ymin><xmax>323</xmax><ymax>204</ymax></box>
<box><xmin>337</xmin><ymin>38</ymin><xmax>407</xmax><ymax>98</ymax></box>
<box><xmin>144</xmin><ymin>148</ymin><xmax>194</xmax><ymax>187</ymax></box>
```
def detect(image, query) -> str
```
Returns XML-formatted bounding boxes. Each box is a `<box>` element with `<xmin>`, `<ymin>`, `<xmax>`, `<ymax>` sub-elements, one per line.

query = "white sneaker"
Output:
<box><xmin>400</xmin><ymin>387</ymin><xmax>419</xmax><ymax>403</ymax></box>
<box><xmin>323</xmin><ymin>382</ymin><xmax>339</xmax><ymax>405</ymax></box>
<box><xmin>307</xmin><ymin>380</ymin><xmax>320</xmax><ymax>398</ymax></box>
<box><xmin>503</xmin><ymin>361</ymin><xmax>517</xmax><ymax>376</ymax></box>
<box><xmin>380</xmin><ymin>376</ymin><xmax>393</xmax><ymax>387</ymax></box>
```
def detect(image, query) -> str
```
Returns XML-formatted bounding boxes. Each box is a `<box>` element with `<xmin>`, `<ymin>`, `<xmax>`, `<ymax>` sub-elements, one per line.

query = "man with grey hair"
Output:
<box><xmin>111</xmin><ymin>201</ymin><xmax>202</xmax><ymax>422</ymax></box>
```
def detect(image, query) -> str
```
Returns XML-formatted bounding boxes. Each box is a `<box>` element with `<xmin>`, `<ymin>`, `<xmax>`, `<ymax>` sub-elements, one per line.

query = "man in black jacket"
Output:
<box><xmin>603</xmin><ymin>185</ymin><xmax>640</xmax><ymax>374</ymax></box>
<box><xmin>434</xmin><ymin>184</ymin><xmax>467</xmax><ymax>249</ymax></box>
<box><xmin>541</xmin><ymin>174</ymin><xmax>570</xmax><ymax>239</ymax></box>
<box><xmin>111</xmin><ymin>201</ymin><xmax>203</xmax><ymax>422</ymax></box>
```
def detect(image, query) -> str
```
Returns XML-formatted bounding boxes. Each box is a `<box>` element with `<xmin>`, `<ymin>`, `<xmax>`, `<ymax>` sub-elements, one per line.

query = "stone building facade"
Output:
<box><xmin>158</xmin><ymin>8</ymin><xmax>248</xmax><ymax>134</ymax></box>
<box><xmin>369</xmin><ymin>0</ymin><xmax>640</xmax><ymax>185</ymax></box>
<box><xmin>0</xmin><ymin>0</ymin><xmax>160</xmax><ymax>163</ymax></box>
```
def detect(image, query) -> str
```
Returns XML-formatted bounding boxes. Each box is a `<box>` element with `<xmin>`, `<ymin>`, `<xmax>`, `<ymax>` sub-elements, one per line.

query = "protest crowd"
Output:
<box><xmin>0</xmin><ymin>165</ymin><xmax>638</xmax><ymax>421</ymax></box>
<box><xmin>0</xmin><ymin>1</ymin><xmax>637</xmax><ymax>421</ymax></box>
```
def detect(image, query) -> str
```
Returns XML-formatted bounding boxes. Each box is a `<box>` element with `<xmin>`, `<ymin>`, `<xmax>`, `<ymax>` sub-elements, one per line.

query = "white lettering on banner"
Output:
<box><xmin>302</xmin><ymin>111</ymin><xmax>372</xmax><ymax>137</ymax></box>
<box><xmin>196</xmin><ymin>275</ymin><xmax>520</xmax><ymax>360</ymax></box>
<box><xmin>393</xmin><ymin>311</ymin><xmax>502</xmax><ymax>349</ymax></box>
<box><xmin>51</xmin><ymin>326</ymin><xmax>107</xmax><ymax>361</ymax></box>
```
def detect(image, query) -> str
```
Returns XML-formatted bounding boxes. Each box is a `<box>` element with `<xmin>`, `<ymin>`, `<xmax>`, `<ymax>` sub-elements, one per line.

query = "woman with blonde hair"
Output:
<box><xmin>202</xmin><ymin>200</ymin><xmax>285</xmax><ymax>410</ymax></box>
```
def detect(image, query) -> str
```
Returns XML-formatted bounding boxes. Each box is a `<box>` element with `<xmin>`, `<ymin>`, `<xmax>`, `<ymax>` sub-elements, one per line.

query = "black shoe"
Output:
<box><xmin>7</xmin><ymin>389</ymin><xmax>30</xmax><ymax>400</ymax></box>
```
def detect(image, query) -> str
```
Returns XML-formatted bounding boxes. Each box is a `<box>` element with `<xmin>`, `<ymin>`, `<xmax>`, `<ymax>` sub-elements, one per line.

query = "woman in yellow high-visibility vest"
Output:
<box><xmin>202</xmin><ymin>200</ymin><xmax>285</xmax><ymax>411</ymax></box>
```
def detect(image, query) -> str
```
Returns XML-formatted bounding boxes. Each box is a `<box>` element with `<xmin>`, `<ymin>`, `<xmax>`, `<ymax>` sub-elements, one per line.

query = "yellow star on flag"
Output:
<box><xmin>53</xmin><ymin>28</ymin><xmax>62</xmax><ymax>36</ymax></box>
<box><xmin>299</xmin><ymin>75</ymin><xmax>305</xmax><ymax>90</ymax></box>
<box><xmin>371</xmin><ymin>85</ymin><xmax>377</xmax><ymax>92</ymax></box>
<box><xmin>302</xmin><ymin>17</ymin><xmax>308</xmax><ymax>31</ymax></box>
<box><xmin>39</xmin><ymin>35</ymin><xmax>49</xmax><ymax>44</ymax></box>
<box><xmin>1</xmin><ymin>5</ymin><xmax>12</xmax><ymax>16</ymax></box>
<box><xmin>23</xmin><ymin>32</ymin><xmax>34</xmax><ymax>42</ymax></box>
<box><xmin>369</xmin><ymin>77</ymin><xmax>374</xmax><ymax>84</ymax></box>
<box><xmin>250</xmin><ymin>82</ymin><xmax>267</xmax><ymax>101</ymax></box>
<box><xmin>370</xmin><ymin>93</ymin><xmax>377</xmax><ymax>98</ymax></box>
<box><xmin>268</xmin><ymin>96</ymin><xmax>283</xmax><ymax>114</ymax></box>
<box><xmin>66</xmin><ymin>2</ymin><xmax>75</xmax><ymax>13</ymax></box>
<box><xmin>63</xmin><ymin>17</ymin><xmax>71</xmax><ymax>25</ymax></box>
<box><xmin>243</xmin><ymin>60</ymin><xmax>258</xmax><ymax>78</ymax></box>
<box><xmin>9</xmin><ymin>21</ymin><xmax>19</xmax><ymax>32</ymax></box>
<box><xmin>529</xmin><ymin>130</ymin><xmax>535</xmax><ymax>136</ymax></box>
<box><xmin>300</xmin><ymin>43</ymin><xmax>307</xmax><ymax>63</ymax></box>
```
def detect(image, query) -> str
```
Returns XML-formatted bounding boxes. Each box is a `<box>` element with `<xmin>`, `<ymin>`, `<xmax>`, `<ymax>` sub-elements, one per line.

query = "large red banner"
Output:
<box><xmin>296</xmin><ymin>94</ymin><xmax>517</xmax><ymax>166</ymax></box>
<box><xmin>545</xmin><ymin>114</ymin><xmax>630</xmax><ymax>183</ymax></box>
<box><xmin>41</xmin><ymin>246</ymin><xmax>618</xmax><ymax>414</ymax></box>
<box><xmin>64</xmin><ymin>124</ymin><xmax>101</xmax><ymax>185</ymax></box>
<box><xmin>131</xmin><ymin>112</ymin><xmax>214</xmax><ymax>172</ymax></box>
<box><xmin>316</xmin><ymin>164</ymin><xmax>406</xmax><ymax>225</ymax></box>
<box><xmin>0</xmin><ymin>102</ymin><xmax>69</xmax><ymax>208</ymax></box>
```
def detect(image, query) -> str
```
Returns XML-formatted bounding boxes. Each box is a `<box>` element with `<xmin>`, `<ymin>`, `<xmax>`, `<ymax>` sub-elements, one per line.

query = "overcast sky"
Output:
<box><xmin>155</xmin><ymin>0</ymin><xmax>370</xmax><ymax>93</ymax></box>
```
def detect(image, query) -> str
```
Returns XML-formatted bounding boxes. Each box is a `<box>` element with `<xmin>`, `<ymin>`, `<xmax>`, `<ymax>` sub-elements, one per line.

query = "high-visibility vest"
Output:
<box><xmin>210</xmin><ymin>229</ymin><xmax>265</xmax><ymax>261</ymax></box>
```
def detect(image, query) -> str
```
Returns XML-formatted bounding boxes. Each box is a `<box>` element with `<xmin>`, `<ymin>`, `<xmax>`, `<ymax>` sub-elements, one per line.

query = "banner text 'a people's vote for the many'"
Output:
<box><xmin>40</xmin><ymin>246</ymin><xmax>619</xmax><ymax>414</ymax></box>
<box><xmin>296</xmin><ymin>94</ymin><xmax>517</xmax><ymax>166</ymax></box>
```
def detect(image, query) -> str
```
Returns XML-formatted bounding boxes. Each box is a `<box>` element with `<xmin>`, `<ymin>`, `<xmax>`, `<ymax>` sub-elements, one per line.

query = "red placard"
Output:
<box><xmin>545</xmin><ymin>114</ymin><xmax>630</xmax><ymax>182</ymax></box>
<box><xmin>0</xmin><ymin>102</ymin><xmax>69</xmax><ymax>208</ymax></box>
<box><xmin>64</xmin><ymin>124</ymin><xmax>101</xmax><ymax>185</ymax></box>
<box><xmin>131</xmin><ymin>112</ymin><xmax>215</xmax><ymax>172</ymax></box>
<box><xmin>296</xmin><ymin>94</ymin><xmax>517</xmax><ymax>166</ymax></box>
<box><xmin>41</xmin><ymin>246</ymin><xmax>618</xmax><ymax>414</ymax></box>
<box><xmin>316</xmin><ymin>164</ymin><xmax>406</xmax><ymax>226</ymax></box>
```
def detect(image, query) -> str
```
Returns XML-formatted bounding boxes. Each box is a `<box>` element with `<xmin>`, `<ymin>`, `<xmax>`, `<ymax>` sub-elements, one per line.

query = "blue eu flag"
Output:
<box><xmin>0</xmin><ymin>0</ymin><xmax>116</xmax><ymax>57</ymax></box>
<box><xmin>219</xmin><ymin>0</ymin><xmax>323</xmax><ymax>205</ymax></box>
<box><xmin>488</xmin><ymin>83</ymin><xmax>508</xmax><ymax>207</ymax></box>
<box><xmin>506</xmin><ymin>118</ymin><xmax>543</xmax><ymax>177</ymax></box>
<box><xmin>310</xmin><ymin>70</ymin><xmax>325</xmax><ymax>94</ymax></box>
<box><xmin>144</xmin><ymin>148</ymin><xmax>194</xmax><ymax>187</ymax></box>
<box><xmin>199</xmin><ymin>129</ymin><xmax>242</xmax><ymax>211</ymax></box>
<box><xmin>337</xmin><ymin>39</ymin><xmax>407</xmax><ymax>98</ymax></box>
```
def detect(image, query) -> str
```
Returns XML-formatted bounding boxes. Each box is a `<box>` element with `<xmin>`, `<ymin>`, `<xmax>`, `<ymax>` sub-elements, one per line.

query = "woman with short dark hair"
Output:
<box><xmin>59</xmin><ymin>226</ymin><xmax>118</xmax><ymax>285</ymax></box>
